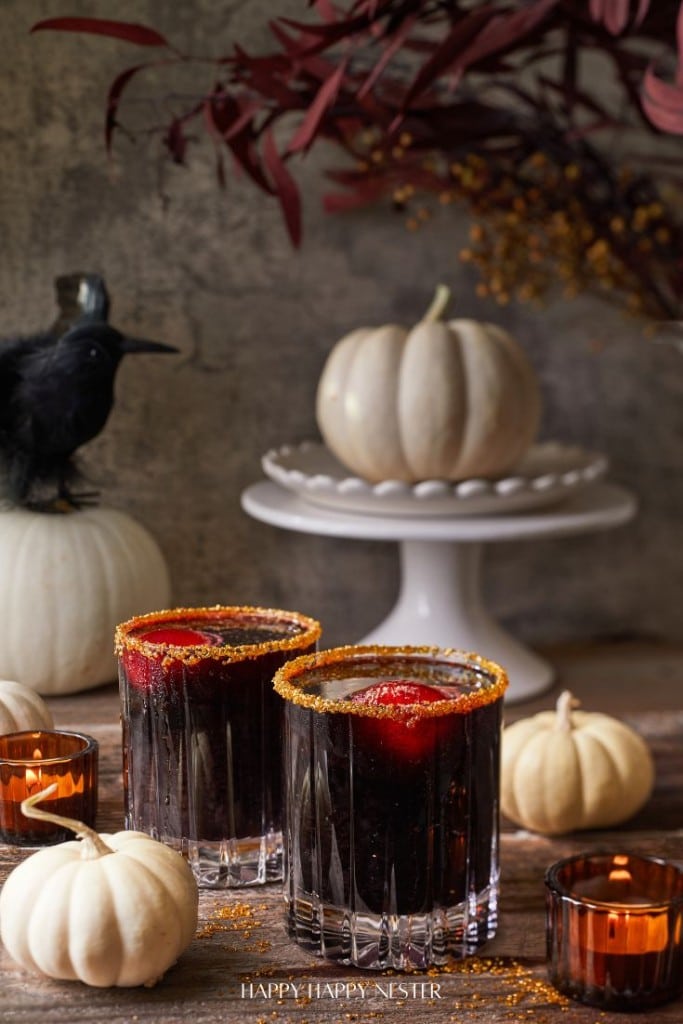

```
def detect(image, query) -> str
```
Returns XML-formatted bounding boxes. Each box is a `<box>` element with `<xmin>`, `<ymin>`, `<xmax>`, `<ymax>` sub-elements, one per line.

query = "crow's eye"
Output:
<box><xmin>89</xmin><ymin>347</ymin><xmax>98</xmax><ymax>358</ymax></box>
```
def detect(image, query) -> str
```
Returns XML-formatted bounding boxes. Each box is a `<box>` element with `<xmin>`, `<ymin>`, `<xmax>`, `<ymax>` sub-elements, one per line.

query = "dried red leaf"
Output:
<box><xmin>398</xmin><ymin>9</ymin><xmax>502</xmax><ymax>115</ymax></box>
<box><xmin>288</xmin><ymin>58</ymin><xmax>349</xmax><ymax>153</ymax></box>
<box><xmin>222</xmin><ymin>99</ymin><xmax>263</xmax><ymax>142</ymax></box>
<box><xmin>204</xmin><ymin>88</ymin><xmax>238</xmax><ymax>136</ymax></box>
<box><xmin>589</xmin><ymin>0</ymin><xmax>622</xmax><ymax>34</ymax></box>
<box><xmin>105</xmin><ymin>64</ymin><xmax>149</xmax><ymax>150</ymax></box>
<box><xmin>164</xmin><ymin>119</ymin><xmax>189</xmax><ymax>164</ymax></box>
<box><xmin>358</xmin><ymin>14</ymin><xmax>417</xmax><ymax>99</ymax></box>
<box><xmin>635</xmin><ymin>0</ymin><xmax>652</xmax><ymax>28</ymax></box>
<box><xmin>106</xmin><ymin>57</ymin><xmax>199</xmax><ymax>151</ymax></box>
<box><xmin>314</xmin><ymin>0</ymin><xmax>338</xmax><ymax>24</ymax></box>
<box><xmin>279</xmin><ymin>10</ymin><xmax>376</xmax><ymax>44</ymax></box>
<box><xmin>231</xmin><ymin>136</ymin><xmax>275</xmax><ymax>192</ymax></box>
<box><xmin>204</xmin><ymin>88</ymin><xmax>261</xmax><ymax>144</ymax></box>
<box><xmin>642</xmin><ymin>66</ymin><xmax>683</xmax><ymax>133</ymax></box>
<box><xmin>268</xmin><ymin>21</ymin><xmax>341</xmax><ymax>79</ymax></box>
<box><xmin>588</xmin><ymin>0</ymin><xmax>651</xmax><ymax>34</ymax></box>
<box><xmin>323</xmin><ymin>181</ymin><xmax>392</xmax><ymax>212</ymax></box>
<box><xmin>263</xmin><ymin>129</ymin><xmax>302</xmax><ymax>246</ymax></box>
<box><xmin>363</xmin><ymin>0</ymin><xmax>381</xmax><ymax>16</ymax></box>
<box><xmin>641</xmin><ymin>2</ymin><xmax>683</xmax><ymax>132</ymax></box>
<box><xmin>31</xmin><ymin>16</ymin><xmax>170</xmax><ymax>48</ymax></box>
<box><xmin>457</xmin><ymin>0</ymin><xmax>559</xmax><ymax>71</ymax></box>
<box><xmin>232</xmin><ymin>46</ymin><xmax>304</xmax><ymax>109</ymax></box>
<box><xmin>204</xmin><ymin>92</ymin><xmax>273</xmax><ymax>194</ymax></box>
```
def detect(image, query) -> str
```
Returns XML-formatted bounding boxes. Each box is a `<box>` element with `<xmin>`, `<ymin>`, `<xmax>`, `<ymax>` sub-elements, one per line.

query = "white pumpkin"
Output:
<box><xmin>0</xmin><ymin>786</ymin><xmax>198</xmax><ymax>987</ymax></box>
<box><xmin>315</xmin><ymin>285</ymin><xmax>541</xmax><ymax>483</ymax></box>
<box><xmin>501</xmin><ymin>690</ymin><xmax>655</xmax><ymax>835</ymax></box>
<box><xmin>0</xmin><ymin>505</ymin><xmax>171</xmax><ymax>695</ymax></box>
<box><xmin>0</xmin><ymin>679</ymin><xmax>53</xmax><ymax>733</ymax></box>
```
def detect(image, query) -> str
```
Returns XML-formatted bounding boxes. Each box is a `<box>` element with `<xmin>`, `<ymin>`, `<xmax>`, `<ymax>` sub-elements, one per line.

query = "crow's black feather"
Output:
<box><xmin>0</xmin><ymin>280</ymin><xmax>177</xmax><ymax>509</ymax></box>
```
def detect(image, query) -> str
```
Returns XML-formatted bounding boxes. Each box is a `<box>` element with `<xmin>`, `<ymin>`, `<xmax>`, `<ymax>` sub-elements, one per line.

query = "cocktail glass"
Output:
<box><xmin>274</xmin><ymin>644</ymin><xmax>507</xmax><ymax>969</ymax></box>
<box><xmin>115</xmin><ymin>605</ymin><xmax>321</xmax><ymax>888</ymax></box>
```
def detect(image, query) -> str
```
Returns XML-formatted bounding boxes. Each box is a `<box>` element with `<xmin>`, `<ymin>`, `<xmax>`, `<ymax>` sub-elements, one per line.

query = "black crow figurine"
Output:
<box><xmin>50</xmin><ymin>271</ymin><xmax>111</xmax><ymax>336</ymax></box>
<box><xmin>0</xmin><ymin>274</ymin><xmax>177</xmax><ymax>510</ymax></box>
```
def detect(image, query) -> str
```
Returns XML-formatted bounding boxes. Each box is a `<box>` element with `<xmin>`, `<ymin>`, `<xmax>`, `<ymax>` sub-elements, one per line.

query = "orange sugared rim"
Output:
<box><xmin>114</xmin><ymin>605</ymin><xmax>321</xmax><ymax>666</ymax></box>
<box><xmin>273</xmin><ymin>644</ymin><xmax>508</xmax><ymax>719</ymax></box>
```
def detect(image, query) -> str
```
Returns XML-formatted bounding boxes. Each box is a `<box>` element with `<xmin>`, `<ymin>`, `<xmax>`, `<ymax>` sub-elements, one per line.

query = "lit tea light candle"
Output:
<box><xmin>0</xmin><ymin>730</ymin><xmax>98</xmax><ymax>846</ymax></box>
<box><xmin>545</xmin><ymin>852</ymin><xmax>683</xmax><ymax>1011</ymax></box>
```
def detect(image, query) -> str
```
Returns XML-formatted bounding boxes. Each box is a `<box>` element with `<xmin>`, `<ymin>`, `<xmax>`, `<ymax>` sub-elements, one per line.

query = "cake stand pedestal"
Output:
<box><xmin>241</xmin><ymin>481</ymin><xmax>636</xmax><ymax>702</ymax></box>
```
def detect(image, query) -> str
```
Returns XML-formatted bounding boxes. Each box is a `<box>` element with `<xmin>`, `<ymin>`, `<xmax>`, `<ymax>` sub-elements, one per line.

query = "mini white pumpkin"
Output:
<box><xmin>501</xmin><ymin>690</ymin><xmax>655</xmax><ymax>835</ymax></box>
<box><xmin>0</xmin><ymin>505</ymin><xmax>171</xmax><ymax>695</ymax></box>
<box><xmin>0</xmin><ymin>679</ymin><xmax>53</xmax><ymax>734</ymax></box>
<box><xmin>315</xmin><ymin>285</ymin><xmax>541</xmax><ymax>483</ymax></box>
<box><xmin>0</xmin><ymin>786</ymin><xmax>199</xmax><ymax>987</ymax></box>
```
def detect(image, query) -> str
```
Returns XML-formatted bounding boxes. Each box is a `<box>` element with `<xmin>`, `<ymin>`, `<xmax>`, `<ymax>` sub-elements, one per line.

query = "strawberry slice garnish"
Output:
<box><xmin>351</xmin><ymin>680</ymin><xmax>444</xmax><ymax>709</ymax></box>
<box><xmin>137</xmin><ymin>627</ymin><xmax>222</xmax><ymax>647</ymax></box>
<box><xmin>350</xmin><ymin>680</ymin><xmax>449</xmax><ymax>759</ymax></box>
<box><xmin>123</xmin><ymin>627</ymin><xmax>221</xmax><ymax>690</ymax></box>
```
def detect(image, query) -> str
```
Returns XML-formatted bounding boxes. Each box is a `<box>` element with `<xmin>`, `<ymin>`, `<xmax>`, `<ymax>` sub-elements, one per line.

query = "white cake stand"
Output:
<box><xmin>241</xmin><ymin>481</ymin><xmax>636</xmax><ymax>703</ymax></box>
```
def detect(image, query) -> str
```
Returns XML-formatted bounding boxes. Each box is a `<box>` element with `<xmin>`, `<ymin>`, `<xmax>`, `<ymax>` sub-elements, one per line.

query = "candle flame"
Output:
<box><xmin>607</xmin><ymin>911</ymin><xmax>620</xmax><ymax>941</ymax></box>
<box><xmin>25</xmin><ymin>766</ymin><xmax>42</xmax><ymax>794</ymax></box>
<box><xmin>613</xmin><ymin>854</ymin><xmax>630</xmax><ymax>867</ymax></box>
<box><xmin>608</xmin><ymin>868</ymin><xmax>633</xmax><ymax>884</ymax></box>
<box><xmin>32</xmin><ymin>747</ymin><xmax>42</xmax><ymax>759</ymax></box>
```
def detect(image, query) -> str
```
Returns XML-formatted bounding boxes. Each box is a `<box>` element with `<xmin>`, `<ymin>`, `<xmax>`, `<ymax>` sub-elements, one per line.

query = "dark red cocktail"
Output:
<box><xmin>274</xmin><ymin>644</ymin><xmax>507</xmax><ymax>969</ymax></box>
<box><xmin>115</xmin><ymin>605</ymin><xmax>320</xmax><ymax>888</ymax></box>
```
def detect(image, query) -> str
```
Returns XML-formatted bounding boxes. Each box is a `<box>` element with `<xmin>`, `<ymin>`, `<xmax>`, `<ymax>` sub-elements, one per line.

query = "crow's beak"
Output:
<box><xmin>120</xmin><ymin>336</ymin><xmax>178</xmax><ymax>355</ymax></box>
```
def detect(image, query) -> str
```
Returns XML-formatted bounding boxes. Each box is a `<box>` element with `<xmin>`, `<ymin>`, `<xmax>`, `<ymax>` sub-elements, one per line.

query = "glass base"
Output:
<box><xmin>132</xmin><ymin>826</ymin><xmax>283</xmax><ymax>888</ymax></box>
<box><xmin>286</xmin><ymin>882</ymin><xmax>498</xmax><ymax>969</ymax></box>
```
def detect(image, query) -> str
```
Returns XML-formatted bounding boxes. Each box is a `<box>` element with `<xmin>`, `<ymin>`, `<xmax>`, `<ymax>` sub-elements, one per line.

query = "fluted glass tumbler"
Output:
<box><xmin>116</xmin><ymin>605</ymin><xmax>320</xmax><ymax>888</ymax></box>
<box><xmin>274</xmin><ymin>644</ymin><xmax>508</xmax><ymax>969</ymax></box>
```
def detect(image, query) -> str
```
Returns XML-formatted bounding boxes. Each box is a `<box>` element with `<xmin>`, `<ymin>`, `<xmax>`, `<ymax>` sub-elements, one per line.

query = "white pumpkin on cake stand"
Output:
<box><xmin>315</xmin><ymin>285</ymin><xmax>542</xmax><ymax>485</ymax></box>
<box><xmin>244</xmin><ymin>287</ymin><xmax>635</xmax><ymax>702</ymax></box>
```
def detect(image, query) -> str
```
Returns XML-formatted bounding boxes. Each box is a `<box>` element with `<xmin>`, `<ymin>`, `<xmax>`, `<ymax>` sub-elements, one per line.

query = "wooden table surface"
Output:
<box><xmin>1</xmin><ymin>641</ymin><xmax>681</xmax><ymax>1024</ymax></box>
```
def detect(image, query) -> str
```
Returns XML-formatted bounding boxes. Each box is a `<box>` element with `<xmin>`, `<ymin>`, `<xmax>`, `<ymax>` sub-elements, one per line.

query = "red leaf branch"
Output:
<box><xmin>30</xmin><ymin>1</ymin><xmax>683</xmax><ymax>318</ymax></box>
<box><xmin>32</xmin><ymin>16</ymin><xmax>171</xmax><ymax>48</ymax></box>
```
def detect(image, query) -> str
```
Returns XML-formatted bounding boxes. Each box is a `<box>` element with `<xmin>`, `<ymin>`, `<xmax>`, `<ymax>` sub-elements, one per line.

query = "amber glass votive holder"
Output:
<box><xmin>0</xmin><ymin>730</ymin><xmax>98</xmax><ymax>846</ymax></box>
<box><xmin>545</xmin><ymin>852</ymin><xmax>683</xmax><ymax>1011</ymax></box>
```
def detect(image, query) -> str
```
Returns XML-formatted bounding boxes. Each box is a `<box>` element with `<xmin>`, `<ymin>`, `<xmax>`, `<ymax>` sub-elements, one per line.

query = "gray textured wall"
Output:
<box><xmin>1</xmin><ymin>1</ymin><xmax>681</xmax><ymax>651</ymax></box>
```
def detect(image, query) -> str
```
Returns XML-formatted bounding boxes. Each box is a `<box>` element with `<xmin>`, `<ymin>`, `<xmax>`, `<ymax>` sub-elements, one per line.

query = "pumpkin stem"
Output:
<box><xmin>422</xmin><ymin>284</ymin><xmax>451</xmax><ymax>323</ymax></box>
<box><xmin>20</xmin><ymin>784</ymin><xmax>114</xmax><ymax>859</ymax></box>
<box><xmin>555</xmin><ymin>689</ymin><xmax>580</xmax><ymax>731</ymax></box>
